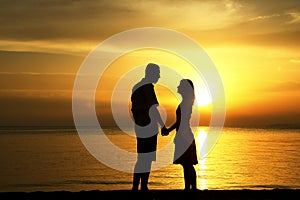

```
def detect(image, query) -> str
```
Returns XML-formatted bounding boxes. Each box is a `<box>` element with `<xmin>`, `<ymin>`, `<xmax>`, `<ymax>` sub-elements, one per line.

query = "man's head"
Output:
<box><xmin>145</xmin><ymin>63</ymin><xmax>160</xmax><ymax>83</ymax></box>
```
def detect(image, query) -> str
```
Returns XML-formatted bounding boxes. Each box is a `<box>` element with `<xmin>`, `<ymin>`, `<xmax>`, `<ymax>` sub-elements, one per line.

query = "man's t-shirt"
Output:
<box><xmin>131</xmin><ymin>80</ymin><xmax>159</xmax><ymax>126</ymax></box>
<box><xmin>131</xmin><ymin>79</ymin><xmax>159</xmax><ymax>156</ymax></box>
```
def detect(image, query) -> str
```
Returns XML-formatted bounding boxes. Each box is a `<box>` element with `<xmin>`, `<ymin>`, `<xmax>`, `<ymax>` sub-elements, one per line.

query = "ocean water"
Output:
<box><xmin>0</xmin><ymin>126</ymin><xmax>299</xmax><ymax>192</ymax></box>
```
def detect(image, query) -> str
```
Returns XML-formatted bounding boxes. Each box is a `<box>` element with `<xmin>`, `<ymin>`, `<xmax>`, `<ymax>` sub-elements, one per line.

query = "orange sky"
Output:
<box><xmin>0</xmin><ymin>0</ymin><xmax>299</xmax><ymax>127</ymax></box>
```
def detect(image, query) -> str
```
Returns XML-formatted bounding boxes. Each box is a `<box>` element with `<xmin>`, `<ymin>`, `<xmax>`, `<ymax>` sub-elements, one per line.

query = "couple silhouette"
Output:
<box><xmin>130</xmin><ymin>63</ymin><xmax>198</xmax><ymax>191</ymax></box>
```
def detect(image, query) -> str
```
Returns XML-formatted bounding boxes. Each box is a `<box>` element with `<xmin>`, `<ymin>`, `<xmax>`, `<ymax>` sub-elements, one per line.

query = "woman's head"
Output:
<box><xmin>177</xmin><ymin>79</ymin><xmax>195</xmax><ymax>104</ymax></box>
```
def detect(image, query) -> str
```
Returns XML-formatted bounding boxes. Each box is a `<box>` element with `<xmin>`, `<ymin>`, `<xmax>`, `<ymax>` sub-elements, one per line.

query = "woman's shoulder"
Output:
<box><xmin>176</xmin><ymin>104</ymin><xmax>181</xmax><ymax>112</ymax></box>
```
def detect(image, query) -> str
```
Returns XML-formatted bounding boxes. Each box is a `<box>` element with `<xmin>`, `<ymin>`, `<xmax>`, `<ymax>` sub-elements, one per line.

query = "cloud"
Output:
<box><xmin>248</xmin><ymin>11</ymin><xmax>300</xmax><ymax>26</ymax></box>
<box><xmin>0</xmin><ymin>0</ymin><xmax>300</xmax><ymax>54</ymax></box>
<box><xmin>0</xmin><ymin>50</ymin><xmax>84</xmax><ymax>73</ymax></box>
<box><xmin>0</xmin><ymin>94</ymin><xmax>74</xmax><ymax>126</ymax></box>
<box><xmin>290</xmin><ymin>59</ymin><xmax>300</xmax><ymax>63</ymax></box>
<box><xmin>0</xmin><ymin>0</ymin><xmax>299</xmax><ymax>41</ymax></box>
<box><xmin>268</xmin><ymin>81</ymin><xmax>300</xmax><ymax>92</ymax></box>
<box><xmin>0</xmin><ymin>71</ymin><xmax>76</xmax><ymax>90</ymax></box>
<box><xmin>287</xmin><ymin>12</ymin><xmax>300</xmax><ymax>24</ymax></box>
<box><xmin>0</xmin><ymin>0</ymin><xmax>144</xmax><ymax>41</ymax></box>
<box><xmin>241</xmin><ymin>30</ymin><xmax>300</xmax><ymax>47</ymax></box>
<box><xmin>0</xmin><ymin>72</ymin><xmax>76</xmax><ymax>76</ymax></box>
<box><xmin>0</xmin><ymin>3</ymin><xmax>116</xmax><ymax>42</ymax></box>
<box><xmin>239</xmin><ymin>0</ymin><xmax>300</xmax><ymax>16</ymax></box>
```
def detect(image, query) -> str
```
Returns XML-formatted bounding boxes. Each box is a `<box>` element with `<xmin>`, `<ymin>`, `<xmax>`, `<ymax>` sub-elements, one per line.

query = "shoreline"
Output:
<box><xmin>0</xmin><ymin>189</ymin><xmax>299</xmax><ymax>200</ymax></box>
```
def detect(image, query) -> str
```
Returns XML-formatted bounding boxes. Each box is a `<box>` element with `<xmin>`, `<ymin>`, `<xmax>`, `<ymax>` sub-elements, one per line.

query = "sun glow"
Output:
<box><xmin>195</xmin><ymin>88</ymin><xmax>211</xmax><ymax>107</ymax></box>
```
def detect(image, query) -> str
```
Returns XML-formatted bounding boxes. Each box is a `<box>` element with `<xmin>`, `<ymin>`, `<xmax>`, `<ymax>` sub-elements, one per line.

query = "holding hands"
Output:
<box><xmin>161</xmin><ymin>126</ymin><xmax>169</xmax><ymax>136</ymax></box>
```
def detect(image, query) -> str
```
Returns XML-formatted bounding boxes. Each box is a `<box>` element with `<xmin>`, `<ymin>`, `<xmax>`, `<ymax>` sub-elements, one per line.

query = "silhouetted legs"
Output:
<box><xmin>132</xmin><ymin>172</ymin><xmax>150</xmax><ymax>191</ymax></box>
<box><xmin>182</xmin><ymin>164</ymin><xmax>197</xmax><ymax>190</ymax></box>
<box><xmin>141</xmin><ymin>172</ymin><xmax>150</xmax><ymax>190</ymax></box>
<box><xmin>132</xmin><ymin>173</ymin><xmax>141</xmax><ymax>191</ymax></box>
<box><xmin>132</xmin><ymin>157</ymin><xmax>152</xmax><ymax>191</ymax></box>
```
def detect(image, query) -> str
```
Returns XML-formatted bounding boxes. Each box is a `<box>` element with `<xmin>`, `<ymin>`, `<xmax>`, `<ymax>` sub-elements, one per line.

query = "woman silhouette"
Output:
<box><xmin>165</xmin><ymin>79</ymin><xmax>198</xmax><ymax>190</ymax></box>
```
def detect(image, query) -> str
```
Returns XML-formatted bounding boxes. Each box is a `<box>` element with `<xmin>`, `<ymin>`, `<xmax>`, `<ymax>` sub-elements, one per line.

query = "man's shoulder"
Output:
<box><xmin>132</xmin><ymin>80</ymin><xmax>153</xmax><ymax>93</ymax></box>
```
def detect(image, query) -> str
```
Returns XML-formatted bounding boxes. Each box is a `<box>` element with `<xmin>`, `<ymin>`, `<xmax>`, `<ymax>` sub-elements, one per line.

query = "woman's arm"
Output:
<box><xmin>167</xmin><ymin>106</ymin><xmax>180</xmax><ymax>133</ymax></box>
<box><xmin>167</xmin><ymin>121</ymin><xmax>178</xmax><ymax>132</ymax></box>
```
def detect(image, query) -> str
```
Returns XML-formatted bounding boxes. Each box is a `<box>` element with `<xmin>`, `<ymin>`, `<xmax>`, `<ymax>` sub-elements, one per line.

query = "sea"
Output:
<box><xmin>0</xmin><ymin>126</ymin><xmax>299</xmax><ymax>192</ymax></box>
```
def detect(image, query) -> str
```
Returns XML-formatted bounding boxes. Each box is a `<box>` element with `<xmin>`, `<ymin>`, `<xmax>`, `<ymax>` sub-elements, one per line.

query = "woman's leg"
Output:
<box><xmin>182</xmin><ymin>164</ymin><xmax>197</xmax><ymax>190</ymax></box>
<box><xmin>182</xmin><ymin>164</ymin><xmax>191</xmax><ymax>190</ymax></box>
<box><xmin>190</xmin><ymin>165</ymin><xmax>197</xmax><ymax>190</ymax></box>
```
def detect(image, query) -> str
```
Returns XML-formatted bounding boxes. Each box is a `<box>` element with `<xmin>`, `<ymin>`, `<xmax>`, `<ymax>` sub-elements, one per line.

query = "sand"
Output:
<box><xmin>0</xmin><ymin>189</ymin><xmax>299</xmax><ymax>200</ymax></box>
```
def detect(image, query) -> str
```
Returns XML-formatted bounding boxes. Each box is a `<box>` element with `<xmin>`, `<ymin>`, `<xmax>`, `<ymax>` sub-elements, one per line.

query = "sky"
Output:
<box><xmin>0</xmin><ymin>0</ymin><xmax>299</xmax><ymax>128</ymax></box>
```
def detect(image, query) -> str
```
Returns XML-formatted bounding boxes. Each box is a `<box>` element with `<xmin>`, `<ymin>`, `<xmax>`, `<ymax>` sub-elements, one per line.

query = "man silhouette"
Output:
<box><xmin>130</xmin><ymin>63</ymin><xmax>167</xmax><ymax>191</ymax></box>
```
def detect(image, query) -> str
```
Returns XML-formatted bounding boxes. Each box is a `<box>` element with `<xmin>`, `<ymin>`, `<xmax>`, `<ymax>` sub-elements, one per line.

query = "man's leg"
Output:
<box><xmin>133</xmin><ymin>156</ymin><xmax>152</xmax><ymax>190</ymax></box>
<box><xmin>139</xmin><ymin>158</ymin><xmax>152</xmax><ymax>191</ymax></box>
<box><xmin>132</xmin><ymin>160</ymin><xmax>142</xmax><ymax>190</ymax></box>
<box><xmin>132</xmin><ymin>168</ymin><xmax>141</xmax><ymax>190</ymax></box>
<box><xmin>140</xmin><ymin>160</ymin><xmax>151</xmax><ymax>191</ymax></box>
<box><xmin>141</xmin><ymin>172</ymin><xmax>150</xmax><ymax>191</ymax></box>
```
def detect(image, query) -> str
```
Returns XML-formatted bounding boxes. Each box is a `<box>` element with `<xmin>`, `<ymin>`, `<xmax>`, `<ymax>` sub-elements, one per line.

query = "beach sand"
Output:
<box><xmin>0</xmin><ymin>189</ymin><xmax>298</xmax><ymax>200</ymax></box>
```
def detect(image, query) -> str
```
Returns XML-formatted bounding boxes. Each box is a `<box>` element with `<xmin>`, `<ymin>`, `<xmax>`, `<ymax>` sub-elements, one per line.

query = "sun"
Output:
<box><xmin>195</xmin><ymin>89</ymin><xmax>211</xmax><ymax>107</ymax></box>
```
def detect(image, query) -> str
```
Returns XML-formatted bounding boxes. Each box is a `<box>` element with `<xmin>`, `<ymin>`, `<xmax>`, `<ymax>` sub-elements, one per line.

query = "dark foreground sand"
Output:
<box><xmin>0</xmin><ymin>189</ymin><xmax>299</xmax><ymax>200</ymax></box>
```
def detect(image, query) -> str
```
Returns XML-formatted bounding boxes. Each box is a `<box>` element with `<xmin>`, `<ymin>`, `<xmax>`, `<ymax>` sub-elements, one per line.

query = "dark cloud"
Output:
<box><xmin>0</xmin><ymin>72</ymin><xmax>75</xmax><ymax>90</ymax></box>
<box><xmin>0</xmin><ymin>90</ymin><xmax>115</xmax><ymax>127</ymax></box>
<box><xmin>1</xmin><ymin>0</ymin><xmax>300</xmax><ymax>43</ymax></box>
<box><xmin>225</xmin><ymin>111</ymin><xmax>300</xmax><ymax>128</ymax></box>
<box><xmin>0</xmin><ymin>95</ymin><xmax>74</xmax><ymax>126</ymax></box>
<box><xmin>0</xmin><ymin>0</ymin><xmax>140</xmax><ymax>41</ymax></box>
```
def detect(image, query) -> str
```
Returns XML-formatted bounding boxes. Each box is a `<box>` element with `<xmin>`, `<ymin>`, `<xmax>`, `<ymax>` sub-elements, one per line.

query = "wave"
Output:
<box><xmin>6</xmin><ymin>180</ymin><xmax>133</xmax><ymax>189</ymax></box>
<box><xmin>242</xmin><ymin>184</ymin><xmax>294</xmax><ymax>190</ymax></box>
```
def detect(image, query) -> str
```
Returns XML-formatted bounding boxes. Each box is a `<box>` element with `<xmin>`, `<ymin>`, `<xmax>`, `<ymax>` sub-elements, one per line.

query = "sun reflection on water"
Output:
<box><xmin>195</xmin><ymin>127</ymin><xmax>208</xmax><ymax>190</ymax></box>
<box><xmin>196</xmin><ymin>128</ymin><xmax>208</xmax><ymax>152</ymax></box>
<box><xmin>197</xmin><ymin>159</ymin><xmax>208</xmax><ymax>190</ymax></box>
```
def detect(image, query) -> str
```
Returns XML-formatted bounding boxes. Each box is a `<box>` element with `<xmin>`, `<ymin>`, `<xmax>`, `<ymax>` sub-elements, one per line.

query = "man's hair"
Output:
<box><xmin>145</xmin><ymin>63</ymin><xmax>159</xmax><ymax>76</ymax></box>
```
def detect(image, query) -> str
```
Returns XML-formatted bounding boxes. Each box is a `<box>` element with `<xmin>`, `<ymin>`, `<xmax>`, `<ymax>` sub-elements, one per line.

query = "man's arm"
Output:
<box><xmin>149</xmin><ymin>105</ymin><xmax>165</xmax><ymax>128</ymax></box>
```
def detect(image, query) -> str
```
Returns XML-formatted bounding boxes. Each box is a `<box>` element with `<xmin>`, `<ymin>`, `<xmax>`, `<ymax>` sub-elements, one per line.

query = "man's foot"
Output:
<box><xmin>132</xmin><ymin>186</ymin><xmax>139</xmax><ymax>191</ymax></box>
<box><xmin>141</xmin><ymin>187</ymin><xmax>149</xmax><ymax>191</ymax></box>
